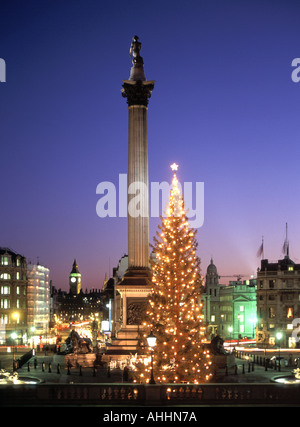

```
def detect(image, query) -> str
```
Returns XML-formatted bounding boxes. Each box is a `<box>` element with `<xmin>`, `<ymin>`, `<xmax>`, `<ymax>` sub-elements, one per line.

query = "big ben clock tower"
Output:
<box><xmin>69</xmin><ymin>259</ymin><xmax>81</xmax><ymax>294</ymax></box>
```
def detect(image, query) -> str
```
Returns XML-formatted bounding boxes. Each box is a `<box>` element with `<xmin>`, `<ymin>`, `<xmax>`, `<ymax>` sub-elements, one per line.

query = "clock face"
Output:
<box><xmin>70</xmin><ymin>277</ymin><xmax>76</xmax><ymax>283</ymax></box>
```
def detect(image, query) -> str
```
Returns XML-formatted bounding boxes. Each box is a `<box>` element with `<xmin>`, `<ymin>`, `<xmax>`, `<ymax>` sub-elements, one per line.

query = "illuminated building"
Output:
<box><xmin>204</xmin><ymin>259</ymin><xmax>257</xmax><ymax>340</ymax></box>
<box><xmin>257</xmin><ymin>255</ymin><xmax>300</xmax><ymax>348</ymax></box>
<box><xmin>27</xmin><ymin>262</ymin><xmax>50</xmax><ymax>338</ymax></box>
<box><xmin>225</xmin><ymin>279</ymin><xmax>257</xmax><ymax>340</ymax></box>
<box><xmin>203</xmin><ymin>259</ymin><xmax>221</xmax><ymax>336</ymax></box>
<box><xmin>0</xmin><ymin>247</ymin><xmax>27</xmax><ymax>344</ymax></box>
<box><xmin>69</xmin><ymin>259</ymin><xmax>81</xmax><ymax>294</ymax></box>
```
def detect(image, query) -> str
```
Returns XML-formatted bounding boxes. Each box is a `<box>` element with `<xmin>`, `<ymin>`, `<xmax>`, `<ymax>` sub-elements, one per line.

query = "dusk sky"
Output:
<box><xmin>1</xmin><ymin>0</ymin><xmax>300</xmax><ymax>291</ymax></box>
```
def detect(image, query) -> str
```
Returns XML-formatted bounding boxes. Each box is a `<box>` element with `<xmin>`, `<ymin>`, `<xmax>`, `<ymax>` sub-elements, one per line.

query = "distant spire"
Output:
<box><xmin>71</xmin><ymin>258</ymin><xmax>80</xmax><ymax>274</ymax></box>
<box><xmin>282</xmin><ymin>223</ymin><xmax>289</xmax><ymax>258</ymax></box>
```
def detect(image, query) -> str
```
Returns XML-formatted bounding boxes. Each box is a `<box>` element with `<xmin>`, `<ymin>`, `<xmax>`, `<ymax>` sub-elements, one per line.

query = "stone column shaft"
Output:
<box><xmin>128</xmin><ymin>105</ymin><xmax>149</xmax><ymax>268</ymax></box>
<box><xmin>122</xmin><ymin>79</ymin><xmax>154</xmax><ymax>272</ymax></box>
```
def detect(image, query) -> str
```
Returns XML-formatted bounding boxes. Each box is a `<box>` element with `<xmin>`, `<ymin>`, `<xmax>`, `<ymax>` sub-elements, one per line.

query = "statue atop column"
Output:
<box><xmin>129</xmin><ymin>35</ymin><xmax>144</xmax><ymax>66</ymax></box>
<box><xmin>128</xmin><ymin>35</ymin><xmax>146</xmax><ymax>82</ymax></box>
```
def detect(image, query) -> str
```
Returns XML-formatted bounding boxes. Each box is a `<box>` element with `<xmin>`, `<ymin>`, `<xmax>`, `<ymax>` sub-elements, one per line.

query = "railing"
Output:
<box><xmin>1</xmin><ymin>382</ymin><xmax>300</xmax><ymax>406</ymax></box>
<box><xmin>16</xmin><ymin>349</ymin><xmax>34</xmax><ymax>368</ymax></box>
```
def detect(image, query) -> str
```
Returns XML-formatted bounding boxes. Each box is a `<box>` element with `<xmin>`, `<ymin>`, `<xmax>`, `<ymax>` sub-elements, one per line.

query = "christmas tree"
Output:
<box><xmin>134</xmin><ymin>164</ymin><xmax>212</xmax><ymax>384</ymax></box>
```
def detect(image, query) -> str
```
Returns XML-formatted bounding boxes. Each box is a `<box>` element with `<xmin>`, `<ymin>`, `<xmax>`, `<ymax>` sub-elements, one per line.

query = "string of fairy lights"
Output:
<box><xmin>133</xmin><ymin>164</ymin><xmax>212</xmax><ymax>384</ymax></box>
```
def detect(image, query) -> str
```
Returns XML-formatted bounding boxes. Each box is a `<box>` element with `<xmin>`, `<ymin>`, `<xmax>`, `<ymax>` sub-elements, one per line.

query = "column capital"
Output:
<box><xmin>122</xmin><ymin>80</ymin><xmax>155</xmax><ymax>107</ymax></box>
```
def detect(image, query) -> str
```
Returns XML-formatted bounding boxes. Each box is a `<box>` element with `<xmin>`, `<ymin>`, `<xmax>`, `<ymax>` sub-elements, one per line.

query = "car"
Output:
<box><xmin>270</xmin><ymin>356</ymin><xmax>288</xmax><ymax>367</ymax></box>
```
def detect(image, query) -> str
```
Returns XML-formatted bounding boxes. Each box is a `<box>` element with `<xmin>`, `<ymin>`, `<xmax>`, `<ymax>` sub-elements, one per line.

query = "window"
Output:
<box><xmin>16</xmin><ymin>272</ymin><xmax>20</xmax><ymax>280</ymax></box>
<box><xmin>269</xmin><ymin>307</ymin><xmax>275</xmax><ymax>318</ymax></box>
<box><xmin>1</xmin><ymin>256</ymin><xmax>9</xmax><ymax>266</ymax></box>
<box><xmin>288</xmin><ymin>266</ymin><xmax>294</xmax><ymax>271</ymax></box>
<box><xmin>287</xmin><ymin>307</ymin><xmax>293</xmax><ymax>318</ymax></box>
<box><xmin>0</xmin><ymin>286</ymin><xmax>10</xmax><ymax>295</ymax></box>
<box><xmin>269</xmin><ymin>280</ymin><xmax>275</xmax><ymax>289</ymax></box>
<box><xmin>0</xmin><ymin>314</ymin><xmax>8</xmax><ymax>325</ymax></box>
<box><xmin>0</xmin><ymin>273</ymin><xmax>11</xmax><ymax>280</ymax></box>
<box><xmin>0</xmin><ymin>299</ymin><xmax>10</xmax><ymax>309</ymax></box>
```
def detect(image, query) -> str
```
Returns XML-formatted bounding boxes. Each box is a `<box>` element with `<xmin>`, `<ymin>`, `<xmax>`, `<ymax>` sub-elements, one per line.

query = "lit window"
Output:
<box><xmin>1</xmin><ymin>256</ymin><xmax>9</xmax><ymax>266</ymax></box>
<box><xmin>287</xmin><ymin>307</ymin><xmax>293</xmax><ymax>318</ymax></box>
<box><xmin>0</xmin><ymin>315</ymin><xmax>8</xmax><ymax>325</ymax></box>
<box><xmin>0</xmin><ymin>299</ymin><xmax>10</xmax><ymax>309</ymax></box>
<box><xmin>0</xmin><ymin>273</ymin><xmax>11</xmax><ymax>280</ymax></box>
<box><xmin>288</xmin><ymin>266</ymin><xmax>294</xmax><ymax>271</ymax></box>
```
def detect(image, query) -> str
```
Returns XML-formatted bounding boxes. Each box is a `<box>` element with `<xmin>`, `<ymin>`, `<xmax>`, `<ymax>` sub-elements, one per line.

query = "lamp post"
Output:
<box><xmin>251</xmin><ymin>317</ymin><xmax>257</xmax><ymax>339</ymax></box>
<box><xmin>276</xmin><ymin>332</ymin><xmax>283</xmax><ymax>372</ymax></box>
<box><xmin>147</xmin><ymin>330</ymin><xmax>157</xmax><ymax>384</ymax></box>
<box><xmin>11</xmin><ymin>332</ymin><xmax>17</xmax><ymax>370</ymax></box>
<box><xmin>220</xmin><ymin>314</ymin><xmax>224</xmax><ymax>338</ymax></box>
<box><xmin>228</xmin><ymin>326</ymin><xmax>233</xmax><ymax>353</ymax></box>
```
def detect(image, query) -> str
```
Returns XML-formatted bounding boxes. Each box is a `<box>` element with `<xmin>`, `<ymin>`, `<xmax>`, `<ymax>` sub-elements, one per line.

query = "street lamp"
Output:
<box><xmin>251</xmin><ymin>317</ymin><xmax>257</xmax><ymax>339</ymax></box>
<box><xmin>228</xmin><ymin>326</ymin><xmax>233</xmax><ymax>353</ymax></box>
<box><xmin>147</xmin><ymin>330</ymin><xmax>157</xmax><ymax>384</ymax></box>
<box><xmin>220</xmin><ymin>314</ymin><xmax>224</xmax><ymax>338</ymax></box>
<box><xmin>11</xmin><ymin>332</ymin><xmax>17</xmax><ymax>370</ymax></box>
<box><xmin>276</xmin><ymin>332</ymin><xmax>283</xmax><ymax>371</ymax></box>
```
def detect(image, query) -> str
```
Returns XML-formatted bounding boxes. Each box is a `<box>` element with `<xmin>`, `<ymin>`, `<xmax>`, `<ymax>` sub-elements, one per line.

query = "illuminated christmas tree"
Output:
<box><xmin>134</xmin><ymin>164</ymin><xmax>212</xmax><ymax>384</ymax></box>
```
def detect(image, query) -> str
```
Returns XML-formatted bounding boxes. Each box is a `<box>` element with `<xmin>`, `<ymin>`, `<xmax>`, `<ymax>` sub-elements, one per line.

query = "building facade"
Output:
<box><xmin>27</xmin><ymin>263</ymin><xmax>50</xmax><ymax>339</ymax></box>
<box><xmin>0</xmin><ymin>248</ymin><xmax>27</xmax><ymax>344</ymax></box>
<box><xmin>203</xmin><ymin>259</ymin><xmax>257</xmax><ymax>341</ymax></box>
<box><xmin>256</xmin><ymin>256</ymin><xmax>300</xmax><ymax>348</ymax></box>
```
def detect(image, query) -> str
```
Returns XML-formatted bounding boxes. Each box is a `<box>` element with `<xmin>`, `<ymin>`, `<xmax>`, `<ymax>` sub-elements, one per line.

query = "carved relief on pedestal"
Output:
<box><xmin>126</xmin><ymin>300</ymin><xmax>148</xmax><ymax>325</ymax></box>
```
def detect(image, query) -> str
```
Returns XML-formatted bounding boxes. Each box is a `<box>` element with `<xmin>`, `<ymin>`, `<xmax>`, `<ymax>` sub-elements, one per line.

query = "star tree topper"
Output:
<box><xmin>170</xmin><ymin>162</ymin><xmax>178</xmax><ymax>171</ymax></box>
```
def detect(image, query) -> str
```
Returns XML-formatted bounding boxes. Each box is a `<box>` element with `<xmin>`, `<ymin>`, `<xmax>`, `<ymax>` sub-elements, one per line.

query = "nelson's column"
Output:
<box><xmin>110</xmin><ymin>36</ymin><xmax>154</xmax><ymax>355</ymax></box>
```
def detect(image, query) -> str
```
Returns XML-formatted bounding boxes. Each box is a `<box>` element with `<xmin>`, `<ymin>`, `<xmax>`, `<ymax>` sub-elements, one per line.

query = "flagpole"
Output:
<box><xmin>286</xmin><ymin>222</ymin><xmax>289</xmax><ymax>257</ymax></box>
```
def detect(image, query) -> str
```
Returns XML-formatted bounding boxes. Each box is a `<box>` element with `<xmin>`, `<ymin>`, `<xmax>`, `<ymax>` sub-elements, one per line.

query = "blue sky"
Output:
<box><xmin>1</xmin><ymin>0</ymin><xmax>300</xmax><ymax>290</ymax></box>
